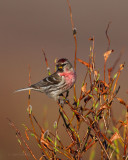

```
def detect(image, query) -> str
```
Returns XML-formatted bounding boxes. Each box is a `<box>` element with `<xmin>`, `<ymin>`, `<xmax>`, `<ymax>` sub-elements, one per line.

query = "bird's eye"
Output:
<box><xmin>56</xmin><ymin>63</ymin><xmax>66</xmax><ymax>71</ymax></box>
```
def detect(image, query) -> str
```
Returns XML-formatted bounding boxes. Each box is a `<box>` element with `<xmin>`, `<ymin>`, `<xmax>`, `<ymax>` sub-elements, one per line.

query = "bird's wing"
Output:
<box><xmin>31</xmin><ymin>72</ymin><xmax>62</xmax><ymax>89</ymax></box>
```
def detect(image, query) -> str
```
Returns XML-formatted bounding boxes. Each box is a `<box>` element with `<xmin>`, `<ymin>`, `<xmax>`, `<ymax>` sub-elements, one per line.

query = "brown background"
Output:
<box><xmin>0</xmin><ymin>0</ymin><xmax>128</xmax><ymax>159</ymax></box>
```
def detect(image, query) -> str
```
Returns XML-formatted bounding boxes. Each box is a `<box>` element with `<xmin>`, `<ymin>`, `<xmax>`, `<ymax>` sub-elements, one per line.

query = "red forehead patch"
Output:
<box><xmin>57</xmin><ymin>58</ymin><xmax>67</xmax><ymax>63</ymax></box>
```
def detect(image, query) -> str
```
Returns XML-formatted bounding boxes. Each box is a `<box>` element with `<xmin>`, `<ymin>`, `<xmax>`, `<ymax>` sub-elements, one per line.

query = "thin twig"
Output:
<box><xmin>42</xmin><ymin>49</ymin><xmax>51</xmax><ymax>75</ymax></box>
<box><xmin>106</xmin><ymin>21</ymin><xmax>111</xmax><ymax>51</ymax></box>
<box><xmin>67</xmin><ymin>0</ymin><xmax>77</xmax><ymax>101</ymax></box>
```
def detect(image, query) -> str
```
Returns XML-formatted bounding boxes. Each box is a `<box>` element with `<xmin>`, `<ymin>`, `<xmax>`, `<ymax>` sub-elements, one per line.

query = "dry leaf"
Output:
<box><xmin>120</xmin><ymin>63</ymin><xmax>124</xmax><ymax>71</ymax></box>
<box><xmin>104</xmin><ymin>50</ymin><xmax>114</xmax><ymax>62</ymax></box>
<box><xmin>77</xmin><ymin>58</ymin><xmax>93</xmax><ymax>70</ymax></box>
<box><xmin>98</xmin><ymin>80</ymin><xmax>109</xmax><ymax>88</ymax></box>
<box><xmin>99</xmin><ymin>104</ymin><xmax>109</xmax><ymax>110</ymax></box>
<box><xmin>94</xmin><ymin>70</ymin><xmax>98</xmax><ymax>77</ymax></box>
<box><xmin>81</xmin><ymin>83</ymin><xmax>87</xmax><ymax>93</ymax></box>
<box><xmin>117</xmin><ymin>97</ymin><xmax>126</xmax><ymax>106</ymax></box>
<box><xmin>84</xmin><ymin>95</ymin><xmax>91</xmax><ymax>104</ymax></box>
<box><xmin>110</xmin><ymin>132</ymin><xmax>121</xmax><ymax>142</ymax></box>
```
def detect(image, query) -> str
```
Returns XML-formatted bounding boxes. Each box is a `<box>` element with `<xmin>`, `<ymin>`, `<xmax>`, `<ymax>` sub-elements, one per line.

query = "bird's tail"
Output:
<box><xmin>14</xmin><ymin>87</ymin><xmax>32</xmax><ymax>93</ymax></box>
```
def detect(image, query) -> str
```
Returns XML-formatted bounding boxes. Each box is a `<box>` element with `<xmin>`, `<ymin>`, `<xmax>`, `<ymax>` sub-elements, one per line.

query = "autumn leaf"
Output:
<box><xmin>104</xmin><ymin>50</ymin><xmax>114</xmax><ymax>62</ymax></box>
<box><xmin>98</xmin><ymin>80</ymin><xmax>109</xmax><ymax>88</ymax></box>
<box><xmin>119</xmin><ymin>63</ymin><xmax>125</xmax><ymax>71</ymax></box>
<box><xmin>77</xmin><ymin>58</ymin><xmax>93</xmax><ymax>70</ymax></box>
<box><xmin>99</xmin><ymin>104</ymin><xmax>109</xmax><ymax>110</ymax></box>
<box><xmin>81</xmin><ymin>83</ymin><xmax>87</xmax><ymax>93</ymax></box>
<box><xmin>116</xmin><ymin>97</ymin><xmax>126</xmax><ymax>106</ymax></box>
<box><xmin>84</xmin><ymin>95</ymin><xmax>91</xmax><ymax>104</ymax></box>
<box><xmin>110</xmin><ymin>132</ymin><xmax>121</xmax><ymax>143</ymax></box>
<box><xmin>94</xmin><ymin>70</ymin><xmax>98</xmax><ymax>77</ymax></box>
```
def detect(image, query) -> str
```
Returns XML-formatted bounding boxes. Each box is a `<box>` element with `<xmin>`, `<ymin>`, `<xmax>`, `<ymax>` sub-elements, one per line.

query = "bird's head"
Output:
<box><xmin>56</xmin><ymin>58</ymin><xmax>73</xmax><ymax>72</ymax></box>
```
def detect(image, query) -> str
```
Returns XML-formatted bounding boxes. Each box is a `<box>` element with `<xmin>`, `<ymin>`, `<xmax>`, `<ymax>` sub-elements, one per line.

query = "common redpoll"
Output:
<box><xmin>15</xmin><ymin>58</ymin><xmax>76</xmax><ymax>100</ymax></box>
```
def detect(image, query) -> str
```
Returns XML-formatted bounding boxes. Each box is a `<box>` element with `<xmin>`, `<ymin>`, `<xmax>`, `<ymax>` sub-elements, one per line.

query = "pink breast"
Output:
<box><xmin>59</xmin><ymin>71</ymin><xmax>76</xmax><ymax>87</ymax></box>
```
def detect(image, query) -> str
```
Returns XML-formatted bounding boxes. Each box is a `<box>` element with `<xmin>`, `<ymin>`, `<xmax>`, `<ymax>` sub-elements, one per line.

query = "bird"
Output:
<box><xmin>15</xmin><ymin>58</ymin><xmax>76</xmax><ymax>100</ymax></box>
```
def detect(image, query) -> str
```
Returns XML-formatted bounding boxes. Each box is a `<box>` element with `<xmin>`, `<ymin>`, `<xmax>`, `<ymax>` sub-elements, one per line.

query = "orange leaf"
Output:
<box><xmin>104</xmin><ymin>50</ymin><xmax>114</xmax><ymax>62</ymax></box>
<box><xmin>81</xmin><ymin>83</ymin><xmax>87</xmax><ymax>93</ymax></box>
<box><xmin>120</xmin><ymin>63</ymin><xmax>124</xmax><ymax>71</ymax></box>
<box><xmin>117</xmin><ymin>97</ymin><xmax>126</xmax><ymax>106</ymax></box>
<box><xmin>99</xmin><ymin>104</ymin><xmax>109</xmax><ymax>110</ymax></box>
<box><xmin>110</xmin><ymin>132</ymin><xmax>121</xmax><ymax>143</ymax></box>
<box><xmin>94</xmin><ymin>70</ymin><xmax>98</xmax><ymax>77</ymax></box>
<box><xmin>77</xmin><ymin>58</ymin><xmax>92</xmax><ymax>70</ymax></box>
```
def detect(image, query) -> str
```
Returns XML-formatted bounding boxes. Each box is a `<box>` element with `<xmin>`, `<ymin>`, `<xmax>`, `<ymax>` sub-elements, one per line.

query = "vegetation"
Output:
<box><xmin>8</xmin><ymin>0</ymin><xmax>128</xmax><ymax>159</ymax></box>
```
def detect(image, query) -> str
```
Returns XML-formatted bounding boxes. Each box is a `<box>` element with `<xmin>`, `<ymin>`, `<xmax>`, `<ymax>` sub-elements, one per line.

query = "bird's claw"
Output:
<box><xmin>58</xmin><ymin>99</ymin><xmax>64</xmax><ymax>107</ymax></box>
<box><xmin>64</xmin><ymin>98</ymin><xmax>69</xmax><ymax>104</ymax></box>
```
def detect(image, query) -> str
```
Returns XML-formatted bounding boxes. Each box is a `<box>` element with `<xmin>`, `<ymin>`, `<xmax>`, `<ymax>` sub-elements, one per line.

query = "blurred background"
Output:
<box><xmin>0</xmin><ymin>0</ymin><xmax>128</xmax><ymax>159</ymax></box>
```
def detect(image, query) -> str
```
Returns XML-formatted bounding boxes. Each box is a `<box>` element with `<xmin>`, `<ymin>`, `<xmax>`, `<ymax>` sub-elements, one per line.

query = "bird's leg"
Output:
<box><xmin>59</xmin><ymin>91</ymin><xmax>69</xmax><ymax>104</ymax></box>
<box><xmin>59</xmin><ymin>93</ymin><xmax>64</xmax><ymax>97</ymax></box>
<box><xmin>64</xmin><ymin>91</ymin><xmax>69</xmax><ymax>104</ymax></box>
<box><xmin>58</xmin><ymin>93</ymin><xmax>64</xmax><ymax>107</ymax></box>
<box><xmin>66</xmin><ymin>90</ymin><xmax>69</xmax><ymax>98</ymax></box>
<box><xmin>59</xmin><ymin>99</ymin><xmax>64</xmax><ymax>107</ymax></box>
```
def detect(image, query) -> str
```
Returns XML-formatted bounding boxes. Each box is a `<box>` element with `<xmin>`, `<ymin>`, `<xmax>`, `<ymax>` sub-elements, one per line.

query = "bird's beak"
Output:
<box><xmin>58</xmin><ymin>66</ymin><xmax>63</xmax><ymax>69</ymax></box>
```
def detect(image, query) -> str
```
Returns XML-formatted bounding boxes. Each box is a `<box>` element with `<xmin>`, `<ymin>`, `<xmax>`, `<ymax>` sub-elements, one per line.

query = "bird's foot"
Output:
<box><xmin>58</xmin><ymin>99</ymin><xmax>64</xmax><ymax>107</ymax></box>
<box><xmin>64</xmin><ymin>98</ymin><xmax>69</xmax><ymax>104</ymax></box>
<box><xmin>59</xmin><ymin>91</ymin><xmax>69</xmax><ymax>104</ymax></box>
<box><xmin>58</xmin><ymin>98</ymin><xmax>69</xmax><ymax>106</ymax></box>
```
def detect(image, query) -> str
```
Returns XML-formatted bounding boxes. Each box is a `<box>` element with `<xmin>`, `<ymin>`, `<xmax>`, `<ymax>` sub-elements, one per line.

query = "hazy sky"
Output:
<box><xmin>0</xmin><ymin>0</ymin><xmax>128</xmax><ymax>159</ymax></box>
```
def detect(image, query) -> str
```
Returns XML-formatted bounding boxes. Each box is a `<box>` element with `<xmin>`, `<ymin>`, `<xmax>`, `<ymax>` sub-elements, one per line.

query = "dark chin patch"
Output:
<box><xmin>58</xmin><ymin>68</ymin><xmax>63</xmax><ymax>72</ymax></box>
<box><xmin>57</xmin><ymin>58</ymin><xmax>67</xmax><ymax>63</ymax></box>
